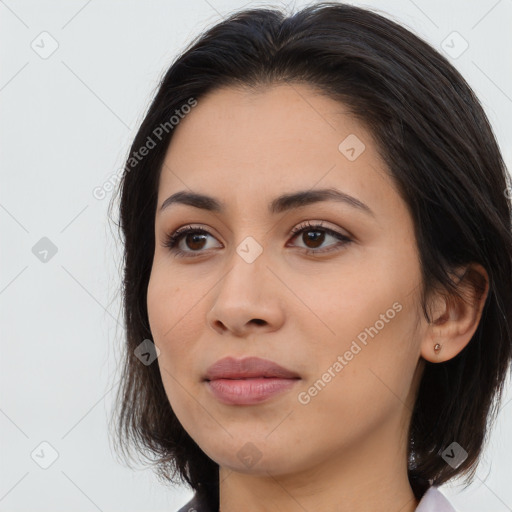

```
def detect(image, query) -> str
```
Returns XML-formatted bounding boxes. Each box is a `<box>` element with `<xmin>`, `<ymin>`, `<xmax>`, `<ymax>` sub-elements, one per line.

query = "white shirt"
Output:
<box><xmin>416</xmin><ymin>486</ymin><xmax>458</xmax><ymax>512</ymax></box>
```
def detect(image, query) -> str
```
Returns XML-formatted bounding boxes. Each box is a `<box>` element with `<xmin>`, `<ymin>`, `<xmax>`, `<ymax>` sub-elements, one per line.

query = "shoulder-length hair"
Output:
<box><xmin>109</xmin><ymin>2</ymin><xmax>512</xmax><ymax>506</ymax></box>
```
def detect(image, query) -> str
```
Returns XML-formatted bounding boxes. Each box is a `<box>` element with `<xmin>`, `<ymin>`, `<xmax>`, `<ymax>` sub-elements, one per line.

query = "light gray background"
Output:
<box><xmin>1</xmin><ymin>0</ymin><xmax>511</xmax><ymax>511</ymax></box>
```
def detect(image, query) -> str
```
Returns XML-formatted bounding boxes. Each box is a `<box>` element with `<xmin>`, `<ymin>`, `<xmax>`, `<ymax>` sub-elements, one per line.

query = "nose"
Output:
<box><xmin>206</xmin><ymin>250</ymin><xmax>286</xmax><ymax>337</ymax></box>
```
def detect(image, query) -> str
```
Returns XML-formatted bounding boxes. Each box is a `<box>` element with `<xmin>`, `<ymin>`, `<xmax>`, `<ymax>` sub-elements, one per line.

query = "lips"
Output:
<box><xmin>204</xmin><ymin>356</ymin><xmax>300</xmax><ymax>381</ymax></box>
<box><xmin>203</xmin><ymin>356</ymin><xmax>301</xmax><ymax>405</ymax></box>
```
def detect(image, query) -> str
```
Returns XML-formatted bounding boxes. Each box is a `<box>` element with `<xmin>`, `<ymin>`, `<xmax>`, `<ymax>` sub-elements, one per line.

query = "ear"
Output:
<box><xmin>421</xmin><ymin>263</ymin><xmax>489</xmax><ymax>363</ymax></box>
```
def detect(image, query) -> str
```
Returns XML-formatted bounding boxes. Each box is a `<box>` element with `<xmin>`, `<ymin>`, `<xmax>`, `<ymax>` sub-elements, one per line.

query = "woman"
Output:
<box><xmin>110</xmin><ymin>3</ymin><xmax>512</xmax><ymax>511</ymax></box>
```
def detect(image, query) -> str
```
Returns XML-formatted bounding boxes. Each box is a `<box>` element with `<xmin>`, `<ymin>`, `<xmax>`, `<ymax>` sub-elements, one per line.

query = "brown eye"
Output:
<box><xmin>163</xmin><ymin>226</ymin><xmax>222</xmax><ymax>256</ymax></box>
<box><xmin>184</xmin><ymin>232</ymin><xmax>208</xmax><ymax>251</ymax></box>
<box><xmin>300</xmin><ymin>229</ymin><xmax>326</xmax><ymax>249</ymax></box>
<box><xmin>288</xmin><ymin>221</ymin><xmax>352</xmax><ymax>254</ymax></box>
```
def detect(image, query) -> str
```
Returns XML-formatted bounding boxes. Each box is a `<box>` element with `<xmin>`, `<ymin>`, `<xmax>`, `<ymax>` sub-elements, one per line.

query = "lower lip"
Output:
<box><xmin>205</xmin><ymin>377</ymin><xmax>299</xmax><ymax>405</ymax></box>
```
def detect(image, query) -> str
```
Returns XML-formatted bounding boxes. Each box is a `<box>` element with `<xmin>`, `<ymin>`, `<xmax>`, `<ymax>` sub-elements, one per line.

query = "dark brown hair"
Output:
<box><xmin>109</xmin><ymin>2</ymin><xmax>512</xmax><ymax>507</ymax></box>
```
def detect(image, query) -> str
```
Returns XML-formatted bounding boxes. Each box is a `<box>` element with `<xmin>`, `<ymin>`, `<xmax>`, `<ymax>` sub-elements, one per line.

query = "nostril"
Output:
<box><xmin>251</xmin><ymin>319</ymin><xmax>266</xmax><ymax>326</ymax></box>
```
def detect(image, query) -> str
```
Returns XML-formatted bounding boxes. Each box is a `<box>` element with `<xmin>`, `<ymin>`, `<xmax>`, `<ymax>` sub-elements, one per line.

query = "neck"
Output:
<box><xmin>218</xmin><ymin>411</ymin><xmax>419</xmax><ymax>512</ymax></box>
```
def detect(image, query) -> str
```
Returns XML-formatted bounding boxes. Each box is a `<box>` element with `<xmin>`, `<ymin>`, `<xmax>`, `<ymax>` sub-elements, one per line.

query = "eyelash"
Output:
<box><xmin>162</xmin><ymin>221</ymin><xmax>352</xmax><ymax>259</ymax></box>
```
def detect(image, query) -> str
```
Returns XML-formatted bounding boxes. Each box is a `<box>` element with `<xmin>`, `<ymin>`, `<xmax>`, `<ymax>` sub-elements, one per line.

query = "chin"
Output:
<box><xmin>207</xmin><ymin>439</ymin><xmax>301</xmax><ymax>476</ymax></box>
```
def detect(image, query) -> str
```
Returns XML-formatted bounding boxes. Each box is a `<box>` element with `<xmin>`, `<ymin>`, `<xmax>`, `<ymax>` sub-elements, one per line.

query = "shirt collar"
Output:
<box><xmin>415</xmin><ymin>486</ymin><xmax>458</xmax><ymax>512</ymax></box>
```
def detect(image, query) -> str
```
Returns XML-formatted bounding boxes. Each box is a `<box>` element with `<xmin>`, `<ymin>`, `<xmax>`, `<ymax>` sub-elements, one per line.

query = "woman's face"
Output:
<box><xmin>147</xmin><ymin>83</ymin><xmax>427</xmax><ymax>477</ymax></box>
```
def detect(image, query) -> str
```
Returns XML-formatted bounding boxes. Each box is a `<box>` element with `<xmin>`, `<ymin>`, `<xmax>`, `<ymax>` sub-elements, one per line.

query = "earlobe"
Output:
<box><xmin>420</xmin><ymin>263</ymin><xmax>489</xmax><ymax>363</ymax></box>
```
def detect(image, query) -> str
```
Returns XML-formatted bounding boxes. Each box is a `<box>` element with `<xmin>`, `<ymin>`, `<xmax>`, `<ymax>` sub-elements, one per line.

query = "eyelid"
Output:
<box><xmin>165</xmin><ymin>218</ymin><xmax>350</xmax><ymax>240</ymax></box>
<box><xmin>289</xmin><ymin>219</ymin><xmax>352</xmax><ymax>239</ymax></box>
<box><xmin>162</xmin><ymin>223</ymin><xmax>223</xmax><ymax>250</ymax></box>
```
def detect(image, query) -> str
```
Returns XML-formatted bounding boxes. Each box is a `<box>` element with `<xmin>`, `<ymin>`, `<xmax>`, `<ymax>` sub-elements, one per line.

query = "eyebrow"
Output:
<box><xmin>159</xmin><ymin>187</ymin><xmax>374</xmax><ymax>217</ymax></box>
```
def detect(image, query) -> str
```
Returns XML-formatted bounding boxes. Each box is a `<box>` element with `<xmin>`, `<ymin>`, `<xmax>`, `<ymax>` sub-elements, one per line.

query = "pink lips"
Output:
<box><xmin>204</xmin><ymin>356</ymin><xmax>300</xmax><ymax>405</ymax></box>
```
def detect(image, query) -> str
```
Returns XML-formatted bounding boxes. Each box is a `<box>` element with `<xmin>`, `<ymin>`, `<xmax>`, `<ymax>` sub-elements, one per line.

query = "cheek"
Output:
<box><xmin>288</xmin><ymin>268</ymin><xmax>411</xmax><ymax>356</ymax></box>
<box><xmin>293</xmin><ymin>304</ymin><xmax>419</xmax><ymax>453</ymax></box>
<box><xmin>147</xmin><ymin>263</ymin><xmax>199</xmax><ymax>340</ymax></box>
<box><xmin>146</xmin><ymin>261</ymin><xmax>223</xmax><ymax>402</ymax></box>
<box><xmin>147</xmin><ymin>270</ymin><xmax>208</xmax><ymax>427</ymax></box>
<box><xmin>291</xmin><ymin>257</ymin><xmax>421</xmax><ymax>413</ymax></box>
<box><xmin>146</xmin><ymin>266</ymin><xmax>205</xmax><ymax>385</ymax></box>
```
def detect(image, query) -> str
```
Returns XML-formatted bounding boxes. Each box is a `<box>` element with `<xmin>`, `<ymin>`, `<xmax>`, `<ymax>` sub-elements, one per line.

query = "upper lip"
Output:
<box><xmin>204</xmin><ymin>356</ymin><xmax>300</xmax><ymax>380</ymax></box>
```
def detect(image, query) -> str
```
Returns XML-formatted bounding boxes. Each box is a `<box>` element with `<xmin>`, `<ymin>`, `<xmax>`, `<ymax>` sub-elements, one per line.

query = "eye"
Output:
<box><xmin>162</xmin><ymin>221</ymin><xmax>352</xmax><ymax>258</ymax></box>
<box><xmin>287</xmin><ymin>220</ymin><xmax>352</xmax><ymax>254</ymax></box>
<box><xmin>162</xmin><ymin>224</ymin><xmax>221</xmax><ymax>257</ymax></box>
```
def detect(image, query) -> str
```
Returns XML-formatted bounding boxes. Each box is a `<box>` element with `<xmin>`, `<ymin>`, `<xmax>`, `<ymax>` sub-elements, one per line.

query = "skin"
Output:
<box><xmin>146</xmin><ymin>83</ymin><xmax>489</xmax><ymax>512</ymax></box>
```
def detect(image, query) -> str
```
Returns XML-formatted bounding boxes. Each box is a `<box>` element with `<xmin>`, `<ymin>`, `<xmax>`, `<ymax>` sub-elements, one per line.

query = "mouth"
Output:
<box><xmin>203</xmin><ymin>356</ymin><xmax>301</xmax><ymax>405</ymax></box>
<box><xmin>205</xmin><ymin>376</ymin><xmax>300</xmax><ymax>405</ymax></box>
<box><xmin>204</xmin><ymin>355</ymin><xmax>300</xmax><ymax>380</ymax></box>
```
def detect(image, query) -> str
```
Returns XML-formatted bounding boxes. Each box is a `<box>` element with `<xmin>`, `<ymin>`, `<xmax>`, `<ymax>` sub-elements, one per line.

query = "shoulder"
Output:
<box><xmin>415</xmin><ymin>486</ymin><xmax>460</xmax><ymax>512</ymax></box>
<box><xmin>175</xmin><ymin>492</ymin><xmax>215</xmax><ymax>512</ymax></box>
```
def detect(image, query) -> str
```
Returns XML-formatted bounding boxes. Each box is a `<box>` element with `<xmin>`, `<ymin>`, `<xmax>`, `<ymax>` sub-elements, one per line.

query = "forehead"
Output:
<box><xmin>157</xmin><ymin>83</ymin><xmax>399</xmax><ymax>219</ymax></box>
